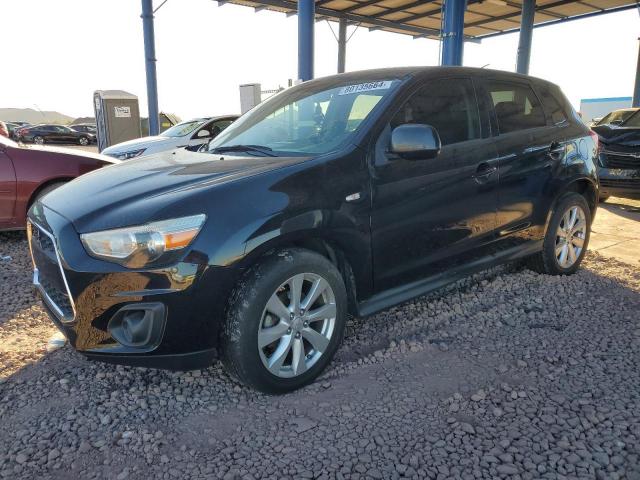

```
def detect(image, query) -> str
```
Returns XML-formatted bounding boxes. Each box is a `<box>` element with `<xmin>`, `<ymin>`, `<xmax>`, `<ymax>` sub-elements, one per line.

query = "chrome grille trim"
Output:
<box><xmin>28</xmin><ymin>220</ymin><xmax>77</xmax><ymax>323</ymax></box>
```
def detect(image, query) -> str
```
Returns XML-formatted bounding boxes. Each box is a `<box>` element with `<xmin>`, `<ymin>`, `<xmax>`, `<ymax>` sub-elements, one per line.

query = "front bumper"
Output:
<box><xmin>598</xmin><ymin>149</ymin><xmax>640</xmax><ymax>199</ymax></box>
<box><xmin>27</xmin><ymin>205</ymin><xmax>231</xmax><ymax>370</ymax></box>
<box><xmin>598</xmin><ymin>168</ymin><xmax>640</xmax><ymax>199</ymax></box>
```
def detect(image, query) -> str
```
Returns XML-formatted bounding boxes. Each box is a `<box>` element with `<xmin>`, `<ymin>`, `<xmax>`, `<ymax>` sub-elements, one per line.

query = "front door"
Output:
<box><xmin>0</xmin><ymin>146</ymin><xmax>17</xmax><ymax>225</ymax></box>
<box><xmin>370</xmin><ymin>77</ymin><xmax>499</xmax><ymax>292</ymax></box>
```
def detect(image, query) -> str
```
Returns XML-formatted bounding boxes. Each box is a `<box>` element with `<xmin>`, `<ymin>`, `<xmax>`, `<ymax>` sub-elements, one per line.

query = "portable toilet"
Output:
<box><xmin>93</xmin><ymin>90</ymin><xmax>141</xmax><ymax>152</ymax></box>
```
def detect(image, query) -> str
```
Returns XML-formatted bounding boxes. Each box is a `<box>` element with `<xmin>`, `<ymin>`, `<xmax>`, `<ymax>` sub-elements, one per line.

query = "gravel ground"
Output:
<box><xmin>1</xmin><ymin>228</ymin><xmax>639</xmax><ymax>480</ymax></box>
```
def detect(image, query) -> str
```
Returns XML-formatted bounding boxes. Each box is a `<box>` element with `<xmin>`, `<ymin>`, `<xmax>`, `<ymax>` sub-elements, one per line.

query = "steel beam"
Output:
<box><xmin>298</xmin><ymin>0</ymin><xmax>315</xmax><ymax>81</ymax></box>
<box><xmin>634</xmin><ymin>38</ymin><xmax>640</xmax><ymax>108</ymax></box>
<box><xmin>477</xmin><ymin>4</ymin><xmax>637</xmax><ymax>39</ymax></box>
<box><xmin>516</xmin><ymin>0</ymin><xmax>535</xmax><ymax>74</ymax></box>
<box><xmin>338</xmin><ymin>18</ymin><xmax>347</xmax><ymax>73</ymax></box>
<box><xmin>141</xmin><ymin>0</ymin><xmax>159</xmax><ymax>135</ymax></box>
<box><xmin>441</xmin><ymin>0</ymin><xmax>467</xmax><ymax>66</ymax></box>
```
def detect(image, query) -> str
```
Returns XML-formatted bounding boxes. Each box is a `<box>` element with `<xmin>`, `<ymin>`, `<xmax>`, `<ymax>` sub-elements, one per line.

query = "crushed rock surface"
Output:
<box><xmin>1</xmin><ymin>230</ymin><xmax>639</xmax><ymax>479</ymax></box>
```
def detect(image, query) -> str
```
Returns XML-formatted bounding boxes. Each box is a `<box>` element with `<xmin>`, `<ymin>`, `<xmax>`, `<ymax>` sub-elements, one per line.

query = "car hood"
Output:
<box><xmin>592</xmin><ymin>125</ymin><xmax>640</xmax><ymax>148</ymax></box>
<box><xmin>16</xmin><ymin>143</ymin><xmax>116</xmax><ymax>163</ymax></box>
<box><xmin>40</xmin><ymin>148</ymin><xmax>310</xmax><ymax>233</ymax></box>
<box><xmin>102</xmin><ymin>135</ymin><xmax>175</xmax><ymax>154</ymax></box>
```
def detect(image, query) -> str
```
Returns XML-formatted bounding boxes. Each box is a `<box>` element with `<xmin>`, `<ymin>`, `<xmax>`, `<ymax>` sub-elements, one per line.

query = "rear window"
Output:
<box><xmin>485</xmin><ymin>81</ymin><xmax>546</xmax><ymax>134</ymax></box>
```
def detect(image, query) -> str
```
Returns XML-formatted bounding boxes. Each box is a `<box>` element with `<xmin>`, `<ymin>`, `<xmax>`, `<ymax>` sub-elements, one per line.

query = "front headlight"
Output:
<box><xmin>80</xmin><ymin>214</ymin><xmax>206</xmax><ymax>267</ymax></box>
<box><xmin>114</xmin><ymin>148</ymin><xmax>146</xmax><ymax>160</ymax></box>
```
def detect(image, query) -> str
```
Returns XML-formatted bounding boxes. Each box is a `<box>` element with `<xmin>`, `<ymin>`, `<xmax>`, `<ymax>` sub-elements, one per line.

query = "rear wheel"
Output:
<box><xmin>222</xmin><ymin>248</ymin><xmax>347</xmax><ymax>393</ymax></box>
<box><xmin>78</xmin><ymin>136</ymin><xmax>89</xmax><ymax>146</ymax></box>
<box><xmin>599</xmin><ymin>195</ymin><xmax>610</xmax><ymax>203</ymax></box>
<box><xmin>33</xmin><ymin>136</ymin><xmax>44</xmax><ymax>145</ymax></box>
<box><xmin>526</xmin><ymin>193</ymin><xmax>591</xmax><ymax>275</ymax></box>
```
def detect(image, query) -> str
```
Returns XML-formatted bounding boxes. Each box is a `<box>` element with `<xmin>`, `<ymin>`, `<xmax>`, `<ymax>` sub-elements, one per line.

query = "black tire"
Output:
<box><xmin>599</xmin><ymin>195</ymin><xmax>610</xmax><ymax>203</ymax></box>
<box><xmin>33</xmin><ymin>136</ymin><xmax>44</xmax><ymax>145</ymax></box>
<box><xmin>526</xmin><ymin>192</ymin><xmax>591</xmax><ymax>275</ymax></box>
<box><xmin>78</xmin><ymin>136</ymin><xmax>89</xmax><ymax>146</ymax></box>
<box><xmin>221</xmin><ymin>248</ymin><xmax>347</xmax><ymax>394</ymax></box>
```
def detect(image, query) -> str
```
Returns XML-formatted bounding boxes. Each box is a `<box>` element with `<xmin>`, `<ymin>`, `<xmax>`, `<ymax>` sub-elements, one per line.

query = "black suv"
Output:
<box><xmin>28</xmin><ymin>67</ymin><xmax>598</xmax><ymax>393</ymax></box>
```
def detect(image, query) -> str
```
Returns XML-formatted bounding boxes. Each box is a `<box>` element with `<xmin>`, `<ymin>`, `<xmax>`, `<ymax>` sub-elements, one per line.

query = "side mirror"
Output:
<box><xmin>195</xmin><ymin>129</ymin><xmax>210</xmax><ymax>138</ymax></box>
<box><xmin>390</xmin><ymin>123</ymin><xmax>441</xmax><ymax>160</ymax></box>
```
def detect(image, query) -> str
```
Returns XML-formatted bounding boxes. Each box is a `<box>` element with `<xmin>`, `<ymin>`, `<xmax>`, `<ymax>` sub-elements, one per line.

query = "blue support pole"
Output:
<box><xmin>633</xmin><ymin>38</ymin><xmax>640</xmax><ymax>108</ymax></box>
<box><xmin>516</xmin><ymin>0</ymin><xmax>535</xmax><ymax>74</ymax></box>
<box><xmin>297</xmin><ymin>0</ymin><xmax>315</xmax><ymax>81</ymax></box>
<box><xmin>141</xmin><ymin>0</ymin><xmax>160</xmax><ymax>135</ymax></box>
<box><xmin>440</xmin><ymin>0</ymin><xmax>467</xmax><ymax>66</ymax></box>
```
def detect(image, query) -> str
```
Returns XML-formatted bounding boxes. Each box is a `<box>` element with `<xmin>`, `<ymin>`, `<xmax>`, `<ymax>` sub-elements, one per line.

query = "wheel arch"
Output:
<box><xmin>543</xmin><ymin>177</ymin><xmax>597</xmax><ymax>236</ymax></box>
<box><xmin>559</xmin><ymin>178</ymin><xmax>598</xmax><ymax>218</ymax></box>
<box><xmin>27</xmin><ymin>177</ymin><xmax>73</xmax><ymax>210</ymax></box>
<box><xmin>239</xmin><ymin>230</ymin><xmax>368</xmax><ymax>318</ymax></box>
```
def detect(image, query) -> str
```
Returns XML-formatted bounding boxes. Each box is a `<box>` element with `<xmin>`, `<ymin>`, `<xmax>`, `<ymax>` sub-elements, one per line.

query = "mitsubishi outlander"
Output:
<box><xmin>28</xmin><ymin>67</ymin><xmax>598</xmax><ymax>393</ymax></box>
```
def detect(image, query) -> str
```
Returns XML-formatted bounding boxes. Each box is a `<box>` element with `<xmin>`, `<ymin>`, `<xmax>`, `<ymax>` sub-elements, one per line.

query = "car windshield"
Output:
<box><xmin>161</xmin><ymin>120</ymin><xmax>203</xmax><ymax>137</ymax></box>
<box><xmin>208</xmin><ymin>79</ymin><xmax>401</xmax><ymax>156</ymax></box>
<box><xmin>597</xmin><ymin>109</ymin><xmax>638</xmax><ymax>126</ymax></box>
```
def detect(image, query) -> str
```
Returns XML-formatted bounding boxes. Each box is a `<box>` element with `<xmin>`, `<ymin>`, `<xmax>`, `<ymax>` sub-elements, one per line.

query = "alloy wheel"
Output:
<box><xmin>34</xmin><ymin>136</ymin><xmax>44</xmax><ymax>145</ymax></box>
<box><xmin>258</xmin><ymin>273</ymin><xmax>336</xmax><ymax>378</ymax></box>
<box><xmin>555</xmin><ymin>205</ymin><xmax>587</xmax><ymax>268</ymax></box>
<box><xmin>79</xmin><ymin>137</ymin><xmax>88</xmax><ymax>146</ymax></box>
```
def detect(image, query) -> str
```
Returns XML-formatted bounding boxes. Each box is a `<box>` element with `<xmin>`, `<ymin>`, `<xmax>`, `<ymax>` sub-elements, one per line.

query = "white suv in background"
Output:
<box><xmin>102</xmin><ymin>115</ymin><xmax>238</xmax><ymax>160</ymax></box>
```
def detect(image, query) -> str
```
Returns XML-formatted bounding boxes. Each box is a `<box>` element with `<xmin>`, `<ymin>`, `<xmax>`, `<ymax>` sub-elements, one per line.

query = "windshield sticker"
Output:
<box><xmin>338</xmin><ymin>81</ymin><xmax>392</xmax><ymax>96</ymax></box>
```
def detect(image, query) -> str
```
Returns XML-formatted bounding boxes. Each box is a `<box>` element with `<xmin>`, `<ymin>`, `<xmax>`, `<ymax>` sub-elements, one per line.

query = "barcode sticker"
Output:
<box><xmin>338</xmin><ymin>81</ymin><xmax>392</xmax><ymax>96</ymax></box>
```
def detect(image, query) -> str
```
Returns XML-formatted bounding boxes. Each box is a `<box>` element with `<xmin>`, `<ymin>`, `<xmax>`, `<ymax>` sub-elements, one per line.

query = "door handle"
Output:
<box><xmin>473</xmin><ymin>162</ymin><xmax>497</xmax><ymax>183</ymax></box>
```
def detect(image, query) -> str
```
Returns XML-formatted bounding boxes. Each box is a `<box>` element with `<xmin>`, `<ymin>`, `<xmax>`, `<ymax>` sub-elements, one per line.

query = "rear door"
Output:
<box><xmin>0</xmin><ymin>143</ymin><xmax>17</xmax><ymax>225</ymax></box>
<box><xmin>480</xmin><ymin>78</ymin><xmax>562</xmax><ymax>245</ymax></box>
<box><xmin>370</xmin><ymin>76</ymin><xmax>499</xmax><ymax>292</ymax></box>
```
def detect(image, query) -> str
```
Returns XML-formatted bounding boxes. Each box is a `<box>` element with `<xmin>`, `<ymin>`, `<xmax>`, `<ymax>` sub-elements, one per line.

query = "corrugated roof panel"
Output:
<box><xmin>220</xmin><ymin>0</ymin><xmax>637</xmax><ymax>39</ymax></box>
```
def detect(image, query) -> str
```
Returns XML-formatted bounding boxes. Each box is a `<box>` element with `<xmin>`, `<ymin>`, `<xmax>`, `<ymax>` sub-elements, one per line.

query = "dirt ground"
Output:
<box><xmin>0</xmin><ymin>197</ymin><xmax>638</xmax><ymax>479</ymax></box>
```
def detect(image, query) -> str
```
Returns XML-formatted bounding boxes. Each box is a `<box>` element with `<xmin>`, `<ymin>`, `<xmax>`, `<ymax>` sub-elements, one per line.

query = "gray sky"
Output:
<box><xmin>1</xmin><ymin>0</ymin><xmax>638</xmax><ymax>119</ymax></box>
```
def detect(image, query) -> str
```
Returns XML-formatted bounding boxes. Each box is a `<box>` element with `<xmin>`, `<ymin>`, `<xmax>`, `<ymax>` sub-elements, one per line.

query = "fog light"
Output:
<box><xmin>108</xmin><ymin>303</ymin><xmax>165</xmax><ymax>350</ymax></box>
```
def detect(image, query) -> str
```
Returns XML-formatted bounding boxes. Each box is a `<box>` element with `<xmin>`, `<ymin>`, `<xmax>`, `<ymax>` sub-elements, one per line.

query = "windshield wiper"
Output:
<box><xmin>211</xmin><ymin>144</ymin><xmax>277</xmax><ymax>157</ymax></box>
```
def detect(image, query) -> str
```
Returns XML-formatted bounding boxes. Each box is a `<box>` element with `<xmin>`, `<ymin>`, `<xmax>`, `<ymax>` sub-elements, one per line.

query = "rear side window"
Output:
<box><xmin>391</xmin><ymin>78</ymin><xmax>480</xmax><ymax>145</ymax></box>
<box><xmin>485</xmin><ymin>81</ymin><xmax>546</xmax><ymax>134</ymax></box>
<box><xmin>538</xmin><ymin>85</ymin><xmax>568</xmax><ymax>125</ymax></box>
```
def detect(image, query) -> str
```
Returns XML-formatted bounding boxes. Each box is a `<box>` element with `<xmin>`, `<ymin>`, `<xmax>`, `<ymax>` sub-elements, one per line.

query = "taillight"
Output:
<box><xmin>588</xmin><ymin>129</ymin><xmax>600</xmax><ymax>152</ymax></box>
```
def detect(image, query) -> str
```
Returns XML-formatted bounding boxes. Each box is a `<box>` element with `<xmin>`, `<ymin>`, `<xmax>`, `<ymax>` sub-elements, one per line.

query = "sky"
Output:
<box><xmin>0</xmin><ymin>0</ymin><xmax>638</xmax><ymax>120</ymax></box>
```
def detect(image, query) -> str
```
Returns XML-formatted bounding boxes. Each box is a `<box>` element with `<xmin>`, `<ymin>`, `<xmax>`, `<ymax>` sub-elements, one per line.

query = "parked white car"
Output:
<box><xmin>102</xmin><ymin>116</ymin><xmax>238</xmax><ymax>160</ymax></box>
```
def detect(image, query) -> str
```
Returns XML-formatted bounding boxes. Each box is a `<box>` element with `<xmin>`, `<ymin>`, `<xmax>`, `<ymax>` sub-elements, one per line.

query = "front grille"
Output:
<box><xmin>601</xmin><ymin>150</ymin><xmax>640</xmax><ymax>170</ymax></box>
<box><xmin>28</xmin><ymin>221</ymin><xmax>75</xmax><ymax>322</ymax></box>
<box><xmin>30</xmin><ymin>223</ymin><xmax>55</xmax><ymax>256</ymax></box>
<box><xmin>600</xmin><ymin>178</ymin><xmax>640</xmax><ymax>189</ymax></box>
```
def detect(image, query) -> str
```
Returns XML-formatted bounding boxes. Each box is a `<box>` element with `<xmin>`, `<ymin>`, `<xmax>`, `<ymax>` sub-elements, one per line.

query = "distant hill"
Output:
<box><xmin>0</xmin><ymin>108</ymin><xmax>75</xmax><ymax>125</ymax></box>
<box><xmin>71</xmin><ymin>117</ymin><xmax>96</xmax><ymax>125</ymax></box>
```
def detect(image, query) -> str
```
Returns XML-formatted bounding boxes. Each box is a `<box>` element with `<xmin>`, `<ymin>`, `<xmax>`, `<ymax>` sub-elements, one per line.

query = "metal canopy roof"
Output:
<box><xmin>220</xmin><ymin>0</ymin><xmax>637</xmax><ymax>40</ymax></box>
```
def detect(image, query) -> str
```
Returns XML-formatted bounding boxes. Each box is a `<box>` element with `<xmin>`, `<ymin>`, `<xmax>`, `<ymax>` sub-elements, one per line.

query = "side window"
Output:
<box><xmin>485</xmin><ymin>81</ymin><xmax>546</xmax><ymax>134</ymax></box>
<box><xmin>347</xmin><ymin>95</ymin><xmax>383</xmax><ymax>132</ymax></box>
<box><xmin>208</xmin><ymin>120</ymin><xmax>234</xmax><ymax>139</ymax></box>
<box><xmin>538</xmin><ymin>85</ymin><xmax>568</xmax><ymax>125</ymax></box>
<box><xmin>391</xmin><ymin>78</ymin><xmax>480</xmax><ymax>145</ymax></box>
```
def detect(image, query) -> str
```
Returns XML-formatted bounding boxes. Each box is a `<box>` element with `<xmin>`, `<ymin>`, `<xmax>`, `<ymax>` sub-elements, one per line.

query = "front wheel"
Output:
<box><xmin>221</xmin><ymin>248</ymin><xmax>347</xmax><ymax>393</ymax></box>
<box><xmin>78</xmin><ymin>136</ymin><xmax>89</xmax><ymax>146</ymax></box>
<box><xmin>526</xmin><ymin>192</ymin><xmax>591</xmax><ymax>275</ymax></box>
<box><xmin>33</xmin><ymin>136</ymin><xmax>44</xmax><ymax>145</ymax></box>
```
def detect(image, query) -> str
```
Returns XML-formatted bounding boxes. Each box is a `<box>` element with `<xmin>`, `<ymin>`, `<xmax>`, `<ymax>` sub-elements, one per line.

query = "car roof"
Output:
<box><xmin>299</xmin><ymin>66</ymin><xmax>560</xmax><ymax>92</ymax></box>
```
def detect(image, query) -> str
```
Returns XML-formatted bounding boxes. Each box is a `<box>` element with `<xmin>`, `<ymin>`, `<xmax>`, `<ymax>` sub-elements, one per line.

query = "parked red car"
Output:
<box><xmin>0</xmin><ymin>135</ymin><xmax>116</xmax><ymax>230</ymax></box>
